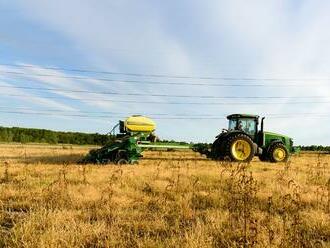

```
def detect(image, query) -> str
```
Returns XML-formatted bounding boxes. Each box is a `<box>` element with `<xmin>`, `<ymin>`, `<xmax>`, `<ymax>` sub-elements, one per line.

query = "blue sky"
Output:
<box><xmin>0</xmin><ymin>0</ymin><xmax>330</xmax><ymax>145</ymax></box>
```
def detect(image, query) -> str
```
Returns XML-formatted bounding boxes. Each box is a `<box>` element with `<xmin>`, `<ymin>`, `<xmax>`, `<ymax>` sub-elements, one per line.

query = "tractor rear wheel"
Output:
<box><xmin>225</xmin><ymin>134</ymin><xmax>254</xmax><ymax>162</ymax></box>
<box><xmin>211</xmin><ymin>137</ymin><xmax>226</xmax><ymax>160</ymax></box>
<box><xmin>269</xmin><ymin>143</ymin><xmax>289</xmax><ymax>163</ymax></box>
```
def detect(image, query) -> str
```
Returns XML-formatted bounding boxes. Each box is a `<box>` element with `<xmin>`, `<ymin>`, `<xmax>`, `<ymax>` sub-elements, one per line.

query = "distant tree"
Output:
<box><xmin>0</xmin><ymin>126</ymin><xmax>113</xmax><ymax>145</ymax></box>
<box><xmin>47</xmin><ymin>132</ymin><xmax>59</xmax><ymax>144</ymax></box>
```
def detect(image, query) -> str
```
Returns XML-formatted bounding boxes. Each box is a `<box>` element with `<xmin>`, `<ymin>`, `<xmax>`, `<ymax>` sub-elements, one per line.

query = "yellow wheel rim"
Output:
<box><xmin>231</xmin><ymin>140</ymin><xmax>252</xmax><ymax>161</ymax></box>
<box><xmin>273</xmin><ymin>147</ymin><xmax>286</xmax><ymax>162</ymax></box>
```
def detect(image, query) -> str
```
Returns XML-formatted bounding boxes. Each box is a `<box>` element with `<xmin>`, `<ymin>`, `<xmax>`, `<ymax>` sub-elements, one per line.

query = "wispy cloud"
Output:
<box><xmin>0</xmin><ymin>68</ymin><xmax>76</xmax><ymax>112</ymax></box>
<box><xmin>1</xmin><ymin>0</ymin><xmax>330</xmax><ymax>144</ymax></box>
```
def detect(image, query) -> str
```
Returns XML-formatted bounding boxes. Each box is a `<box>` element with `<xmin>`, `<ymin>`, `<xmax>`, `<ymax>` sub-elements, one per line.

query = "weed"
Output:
<box><xmin>0</xmin><ymin>146</ymin><xmax>329</xmax><ymax>247</ymax></box>
<box><xmin>1</xmin><ymin>162</ymin><xmax>10</xmax><ymax>183</ymax></box>
<box><xmin>221</xmin><ymin>163</ymin><xmax>259</xmax><ymax>247</ymax></box>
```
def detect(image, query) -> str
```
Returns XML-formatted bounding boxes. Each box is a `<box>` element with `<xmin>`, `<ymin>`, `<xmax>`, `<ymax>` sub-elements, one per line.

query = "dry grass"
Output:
<box><xmin>0</xmin><ymin>144</ymin><xmax>329</xmax><ymax>247</ymax></box>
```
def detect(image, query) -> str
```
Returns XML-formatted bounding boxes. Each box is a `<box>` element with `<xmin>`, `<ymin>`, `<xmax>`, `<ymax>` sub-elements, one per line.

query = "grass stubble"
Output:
<box><xmin>0</xmin><ymin>144</ymin><xmax>329</xmax><ymax>247</ymax></box>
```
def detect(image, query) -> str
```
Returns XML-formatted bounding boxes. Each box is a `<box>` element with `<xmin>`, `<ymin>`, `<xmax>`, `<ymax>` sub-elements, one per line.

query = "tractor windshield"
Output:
<box><xmin>228</xmin><ymin>118</ymin><xmax>257</xmax><ymax>137</ymax></box>
<box><xmin>228</xmin><ymin>119</ymin><xmax>237</xmax><ymax>131</ymax></box>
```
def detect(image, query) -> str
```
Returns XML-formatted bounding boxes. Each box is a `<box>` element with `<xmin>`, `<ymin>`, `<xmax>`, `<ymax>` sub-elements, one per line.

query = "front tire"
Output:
<box><xmin>269</xmin><ymin>143</ymin><xmax>289</xmax><ymax>163</ymax></box>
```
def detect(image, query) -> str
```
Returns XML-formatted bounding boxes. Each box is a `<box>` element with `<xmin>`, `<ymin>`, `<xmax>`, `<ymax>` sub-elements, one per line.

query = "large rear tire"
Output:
<box><xmin>225</xmin><ymin>134</ymin><xmax>254</xmax><ymax>162</ymax></box>
<box><xmin>269</xmin><ymin>143</ymin><xmax>289</xmax><ymax>163</ymax></box>
<box><xmin>211</xmin><ymin>137</ymin><xmax>226</xmax><ymax>160</ymax></box>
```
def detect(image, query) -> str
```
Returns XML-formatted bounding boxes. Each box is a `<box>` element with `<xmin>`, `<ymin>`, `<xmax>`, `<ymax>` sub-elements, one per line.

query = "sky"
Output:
<box><xmin>0</xmin><ymin>0</ymin><xmax>330</xmax><ymax>145</ymax></box>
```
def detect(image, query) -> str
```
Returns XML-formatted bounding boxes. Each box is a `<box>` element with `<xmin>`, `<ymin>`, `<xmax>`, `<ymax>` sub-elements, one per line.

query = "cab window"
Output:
<box><xmin>228</xmin><ymin>119</ymin><xmax>237</xmax><ymax>131</ymax></box>
<box><xmin>239</xmin><ymin>119</ymin><xmax>256</xmax><ymax>137</ymax></box>
<box><xmin>229</xmin><ymin>118</ymin><xmax>256</xmax><ymax>137</ymax></box>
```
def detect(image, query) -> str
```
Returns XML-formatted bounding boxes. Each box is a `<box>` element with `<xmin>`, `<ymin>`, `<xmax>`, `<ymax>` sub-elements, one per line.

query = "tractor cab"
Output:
<box><xmin>227</xmin><ymin>114</ymin><xmax>259</xmax><ymax>140</ymax></box>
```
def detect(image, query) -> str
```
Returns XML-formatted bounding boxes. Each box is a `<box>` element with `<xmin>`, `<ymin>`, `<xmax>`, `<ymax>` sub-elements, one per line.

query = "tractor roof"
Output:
<box><xmin>227</xmin><ymin>114</ymin><xmax>259</xmax><ymax>120</ymax></box>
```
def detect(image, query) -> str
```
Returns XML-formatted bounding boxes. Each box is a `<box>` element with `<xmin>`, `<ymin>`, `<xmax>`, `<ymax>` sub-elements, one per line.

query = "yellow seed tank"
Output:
<box><xmin>124</xmin><ymin>115</ymin><xmax>156</xmax><ymax>133</ymax></box>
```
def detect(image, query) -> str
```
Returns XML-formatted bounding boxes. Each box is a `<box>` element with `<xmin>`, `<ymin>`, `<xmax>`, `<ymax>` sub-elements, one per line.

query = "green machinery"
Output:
<box><xmin>80</xmin><ymin>115</ymin><xmax>155</xmax><ymax>164</ymax></box>
<box><xmin>194</xmin><ymin>114</ymin><xmax>296</xmax><ymax>163</ymax></box>
<box><xmin>80</xmin><ymin>135</ymin><xmax>142</xmax><ymax>164</ymax></box>
<box><xmin>81</xmin><ymin>113</ymin><xmax>296</xmax><ymax>165</ymax></box>
<box><xmin>80</xmin><ymin>115</ymin><xmax>189</xmax><ymax>164</ymax></box>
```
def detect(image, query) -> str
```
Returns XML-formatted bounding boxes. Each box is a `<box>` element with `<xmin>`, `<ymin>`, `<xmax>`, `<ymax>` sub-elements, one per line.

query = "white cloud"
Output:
<box><xmin>16</xmin><ymin>63</ymin><xmax>118</xmax><ymax>110</ymax></box>
<box><xmin>3</xmin><ymin>0</ymin><xmax>330</xmax><ymax>144</ymax></box>
<box><xmin>0</xmin><ymin>69</ymin><xmax>76</xmax><ymax>112</ymax></box>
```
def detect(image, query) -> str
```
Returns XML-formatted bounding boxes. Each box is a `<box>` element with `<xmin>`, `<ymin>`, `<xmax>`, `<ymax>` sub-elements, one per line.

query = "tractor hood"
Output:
<box><xmin>263</xmin><ymin>131</ymin><xmax>295</xmax><ymax>153</ymax></box>
<box><xmin>263</xmin><ymin>131</ymin><xmax>292</xmax><ymax>140</ymax></box>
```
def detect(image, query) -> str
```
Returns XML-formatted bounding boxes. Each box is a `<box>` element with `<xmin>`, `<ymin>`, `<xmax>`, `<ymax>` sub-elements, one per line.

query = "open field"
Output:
<box><xmin>0</xmin><ymin>144</ymin><xmax>329</xmax><ymax>247</ymax></box>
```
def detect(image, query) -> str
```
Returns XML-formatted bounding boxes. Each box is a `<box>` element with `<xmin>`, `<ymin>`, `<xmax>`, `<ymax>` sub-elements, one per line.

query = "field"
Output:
<box><xmin>0</xmin><ymin>144</ymin><xmax>329</xmax><ymax>248</ymax></box>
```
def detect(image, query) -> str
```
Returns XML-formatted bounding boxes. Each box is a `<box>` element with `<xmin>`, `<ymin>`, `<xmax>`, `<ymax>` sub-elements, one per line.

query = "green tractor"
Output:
<box><xmin>197</xmin><ymin>114</ymin><xmax>296</xmax><ymax>163</ymax></box>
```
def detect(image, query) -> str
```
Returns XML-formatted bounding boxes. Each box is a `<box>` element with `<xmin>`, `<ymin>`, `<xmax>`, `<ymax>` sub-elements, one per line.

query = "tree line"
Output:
<box><xmin>0</xmin><ymin>126</ymin><xmax>112</xmax><ymax>145</ymax></box>
<box><xmin>298</xmin><ymin>145</ymin><xmax>330</xmax><ymax>152</ymax></box>
<box><xmin>0</xmin><ymin>126</ymin><xmax>329</xmax><ymax>150</ymax></box>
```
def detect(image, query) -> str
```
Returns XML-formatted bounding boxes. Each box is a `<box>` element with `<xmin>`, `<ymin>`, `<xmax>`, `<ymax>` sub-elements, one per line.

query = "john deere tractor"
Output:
<box><xmin>196</xmin><ymin>114</ymin><xmax>295</xmax><ymax>163</ymax></box>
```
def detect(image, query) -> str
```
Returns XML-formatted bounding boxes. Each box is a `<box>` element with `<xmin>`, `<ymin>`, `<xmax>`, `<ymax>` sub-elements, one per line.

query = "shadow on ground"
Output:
<box><xmin>2</xmin><ymin>154</ymin><xmax>85</xmax><ymax>165</ymax></box>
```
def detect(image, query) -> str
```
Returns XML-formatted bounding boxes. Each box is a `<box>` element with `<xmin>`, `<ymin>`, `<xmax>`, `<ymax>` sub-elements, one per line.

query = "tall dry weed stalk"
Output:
<box><xmin>77</xmin><ymin>165</ymin><xmax>89</xmax><ymax>184</ymax></box>
<box><xmin>221</xmin><ymin>163</ymin><xmax>259</xmax><ymax>247</ymax></box>
<box><xmin>42</xmin><ymin>164</ymin><xmax>71</xmax><ymax>209</ymax></box>
<box><xmin>1</xmin><ymin>162</ymin><xmax>10</xmax><ymax>183</ymax></box>
<box><xmin>276</xmin><ymin>161</ymin><xmax>292</xmax><ymax>185</ymax></box>
<box><xmin>101</xmin><ymin>168</ymin><xmax>123</xmax><ymax>202</ymax></box>
<box><xmin>265</xmin><ymin>196</ymin><xmax>275</xmax><ymax>246</ymax></box>
<box><xmin>326</xmin><ymin>178</ymin><xmax>330</xmax><ymax>213</ymax></box>
<box><xmin>278</xmin><ymin>180</ymin><xmax>305</xmax><ymax>247</ymax></box>
<box><xmin>307</xmin><ymin>154</ymin><xmax>328</xmax><ymax>185</ymax></box>
<box><xmin>276</xmin><ymin>177</ymin><xmax>325</xmax><ymax>247</ymax></box>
